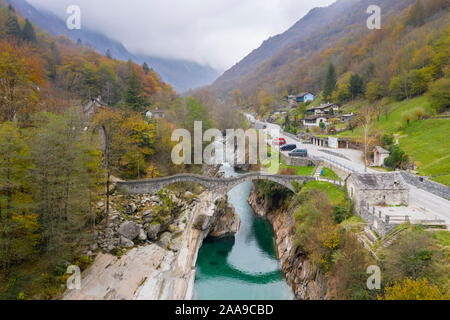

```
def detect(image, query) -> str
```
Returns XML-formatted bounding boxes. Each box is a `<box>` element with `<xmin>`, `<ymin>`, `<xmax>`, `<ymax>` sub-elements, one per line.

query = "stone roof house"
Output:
<box><xmin>347</xmin><ymin>172</ymin><xmax>409</xmax><ymax>207</ymax></box>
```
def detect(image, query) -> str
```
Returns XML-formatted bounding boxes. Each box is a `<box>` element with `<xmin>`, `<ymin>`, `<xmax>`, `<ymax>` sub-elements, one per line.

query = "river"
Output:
<box><xmin>194</xmin><ymin>163</ymin><xmax>294</xmax><ymax>300</ymax></box>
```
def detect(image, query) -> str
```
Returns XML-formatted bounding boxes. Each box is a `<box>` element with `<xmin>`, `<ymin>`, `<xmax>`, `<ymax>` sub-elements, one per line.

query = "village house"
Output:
<box><xmin>347</xmin><ymin>172</ymin><xmax>409</xmax><ymax>207</ymax></box>
<box><xmin>306</xmin><ymin>103</ymin><xmax>339</xmax><ymax>115</ymax></box>
<box><xmin>302</xmin><ymin>114</ymin><xmax>329</xmax><ymax>127</ymax></box>
<box><xmin>287</xmin><ymin>92</ymin><xmax>315</xmax><ymax>107</ymax></box>
<box><xmin>145</xmin><ymin>110</ymin><xmax>166</xmax><ymax>119</ymax></box>
<box><xmin>340</xmin><ymin>113</ymin><xmax>355</xmax><ymax>122</ymax></box>
<box><xmin>372</xmin><ymin>146</ymin><xmax>391</xmax><ymax>167</ymax></box>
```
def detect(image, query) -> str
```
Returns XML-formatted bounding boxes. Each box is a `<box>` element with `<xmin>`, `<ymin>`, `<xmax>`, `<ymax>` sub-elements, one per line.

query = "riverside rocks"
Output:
<box><xmin>208</xmin><ymin>199</ymin><xmax>241</xmax><ymax>238</ymax></box>
<box><xmin>65</xmin><ymin>190</ymin><xmax>237</xmax><ymax>300</ymax></box>
<box><xmin>248</xmin><ymin>185</ymin><xmax>330</xmax><ymax>300</ymax></box>
<box><xmin>95</xmin><ymin>190</ymin><xmax>186</xmax><ymax>253</ymax></box>
<box><xmin>118</xmin><ymin>221</ymin><xmax>141</xmax><ymax>240</ymax></box>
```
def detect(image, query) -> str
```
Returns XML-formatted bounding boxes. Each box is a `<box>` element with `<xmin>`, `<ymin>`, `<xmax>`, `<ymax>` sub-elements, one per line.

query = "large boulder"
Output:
<box><xmin>120</xmin><ymin>236</ymin><xmax>134</xmax><ymax>248</ymax></box>
<box><xmin>118</xmin><ymin>221</ymin><xmax>141</xmax><ymax>240</ymax></box>
<box><xmin>138</xmin><ymin>228</ymin><xmax>147</xmax><ymax>241</ymax></box>
<box><xmin>147</xmin><ymin>223</ymin><xmax>161</xmax><ymax>240</ymax></box>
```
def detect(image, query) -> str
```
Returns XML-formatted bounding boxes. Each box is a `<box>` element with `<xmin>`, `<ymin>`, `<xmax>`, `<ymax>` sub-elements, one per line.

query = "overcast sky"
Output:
<box><xmin>28</xmin><ymin>0</ymin><xmax>335</xmax><ymax>71</ymax></box>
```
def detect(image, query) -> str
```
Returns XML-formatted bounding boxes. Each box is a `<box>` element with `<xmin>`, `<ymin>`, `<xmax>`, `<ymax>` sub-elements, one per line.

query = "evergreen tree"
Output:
<box><xmin>125</xmin><ymin>72</ymin><xmax>145</xmax><ymax>111</ymax></box>
<box><xmin>22</xmin><ymin>19</ymin><xmax>37</xmax><ymax>43</ymax></box>
<box><xmin>76</xmin><ymin>38</ymin><xmax>82</xmax><ymax>46</ymax></box>
<box><xmin>349</xmin><ymin>74</ymin><xmax>364</xmax><ymax>100</ymax></box>
<box><xmin>106</xmin><ymin>49</ymin><xmax>112</xmax><ymax>59</ymax></box>
<box><xmin>5</xmin><ymin>12</ymin><xmax>21</xmax><ymax>39</ymax></box>
<box><xmin>142</xmin><ymin>62</ymin><xmax>150</xmax><ymax>75</ymax></box>
<box><xmin>406</xmin><ymin>0</ymin><xmax>425</xmax><ymax>27</ymax></box>
<box><xmin>323</xmin><ymin>62</ymin><xmax>337</xmax><ymax>100</ymax></box>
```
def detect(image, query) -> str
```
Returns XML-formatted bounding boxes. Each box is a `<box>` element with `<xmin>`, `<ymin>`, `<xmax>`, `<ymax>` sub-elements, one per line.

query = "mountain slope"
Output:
<box><xmin>7</xmin><ymin>0</ymin><xmax>219</xmax><ymax>92</ymax></box>
<box><xmin>213</xmin><ymin>0</ymin><xmax>417</xmax><ymax>95</ymax></box>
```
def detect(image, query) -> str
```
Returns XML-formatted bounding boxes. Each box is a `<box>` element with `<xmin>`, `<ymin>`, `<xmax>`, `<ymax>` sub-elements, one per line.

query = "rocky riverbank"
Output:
<box><xmin>248</xmin><ymin>184</ymin><xmax>330</xmax><ymax>300</ymax></box>
<box><xmin>64</xmin><ymin>187</ymin><xmax>240</xmax><ymax>300</ymax></box>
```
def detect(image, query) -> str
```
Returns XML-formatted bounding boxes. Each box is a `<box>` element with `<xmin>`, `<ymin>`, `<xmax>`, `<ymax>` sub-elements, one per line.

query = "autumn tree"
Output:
<box><xmin>93</xmin><ymin>109</ymin><xmax>156</xmax><ymax>218</ymax></box>
<box><xmin>0</xmin><ymin>123</ymin><xmax>38</xmax><ymax>275</ymax></box>
<box><xmin>0</xmin><ymin>41</ymin><xmax>43</xmax><ymax>121</ymax></box>
<box><xmin>380</xmin><ymin>278</ymin><xmax>448</xmax><ymax>300</ymax></box>
<box><xmin>332</xmin><ymin>232</ymin><xmax>374</xmax><ymax>300</ymax></box>
<box><xmin>30</xmin><ymin>111</ymin><xmax>103</xmax><ymax>262</ymax></box>
<box><xmin>294</xmin><ymin>190</ymin><xmax>340</xmax><ymax>270</ymax></box>
<box><xmin>427</xmin><ymin>77</ymin><xmax>450</xmax><ymax>112</ymax></box>
<box><xmin>381</xmin><ymin>229</ymin><xmax>441</xmax><ymax>284</ymax></box>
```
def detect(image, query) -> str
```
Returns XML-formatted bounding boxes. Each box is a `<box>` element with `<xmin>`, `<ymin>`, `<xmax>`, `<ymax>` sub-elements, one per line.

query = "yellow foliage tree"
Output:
<box><xmin>380</xmin><ymin>278</ymin><xmax>448</xmax><ymax>300</ymax></box>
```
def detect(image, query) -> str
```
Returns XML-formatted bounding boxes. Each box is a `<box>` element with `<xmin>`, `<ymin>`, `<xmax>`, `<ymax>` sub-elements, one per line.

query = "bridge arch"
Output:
<box><xmin>116</xmin><ymin>173</ymin><xmax>314</xmax><ymax>195</ymax></box>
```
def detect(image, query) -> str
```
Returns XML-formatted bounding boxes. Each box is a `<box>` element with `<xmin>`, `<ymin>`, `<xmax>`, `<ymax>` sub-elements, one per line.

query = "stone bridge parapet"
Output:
<box><xmin>117</xmin><ymin>172</ymin><xmax>315</xmax><ymax>195</ymax></box>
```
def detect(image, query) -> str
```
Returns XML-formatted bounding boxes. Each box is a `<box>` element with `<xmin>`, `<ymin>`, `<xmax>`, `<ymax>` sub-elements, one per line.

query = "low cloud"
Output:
<box><xmin>28</xmin><ymin>0</ymin><xmax>335</xmax><ymax>70</ymax></box>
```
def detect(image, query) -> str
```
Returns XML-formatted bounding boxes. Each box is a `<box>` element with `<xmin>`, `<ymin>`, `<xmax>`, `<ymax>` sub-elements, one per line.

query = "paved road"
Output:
<box><xmin>246</xmin><ymin>114</ymin><xmax>450</xmax><ymax>225</ymax></box>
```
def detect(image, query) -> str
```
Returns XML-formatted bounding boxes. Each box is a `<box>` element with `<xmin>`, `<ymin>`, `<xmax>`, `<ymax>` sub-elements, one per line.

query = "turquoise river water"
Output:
<box><xmin>194</xmin><ymin>164</ymin><xmax>294</xmax><ymax>300</ymax></box>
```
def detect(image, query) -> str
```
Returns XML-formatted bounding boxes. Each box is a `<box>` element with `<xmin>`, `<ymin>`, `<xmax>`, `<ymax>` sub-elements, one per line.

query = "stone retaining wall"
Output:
<box><xmin>281</xmin><ymin>153</ymin><xmax>317</xmax><ymax>167</ymax></box>
<box><xmin>400</xmin><ymin>172</ymin><xmax>450</xmax><ymax>200</ymax></box>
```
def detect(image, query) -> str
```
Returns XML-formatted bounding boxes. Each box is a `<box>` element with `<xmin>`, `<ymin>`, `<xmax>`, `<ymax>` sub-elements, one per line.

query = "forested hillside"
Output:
<box><xmin>6</xmin><ymin>0</ymin><xmax>219</xmax><ymax>92</ymax></box>
<box><xmin>213</xmin><ymin>0</ymin><xmax>448</xmax><ymax>106</ymax></box>
<box><xmin>0</xmin><ymin>1</ymin><xmax>238</xmax><ymax>299</ymax></box>
<box><xmin>211</xmin><ymin>0</ymin><xmax>449</xmax><ymax>184</ymax></box>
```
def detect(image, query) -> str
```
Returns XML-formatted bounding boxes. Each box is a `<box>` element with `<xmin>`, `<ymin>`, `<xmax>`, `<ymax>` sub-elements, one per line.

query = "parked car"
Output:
<box><xmin>272</xmin><ymin>138</ymin><xmax>286</xmax><ymax>146</ymax></box>
<box><xmin>280</xmin><ymin>144</ymin><xmax>297</xmax><ymax>151</ymax></box>
<box><xmin>289</xmin><ymin>149</ymin><xmax>308</xmax><ymax>157</ymax></box>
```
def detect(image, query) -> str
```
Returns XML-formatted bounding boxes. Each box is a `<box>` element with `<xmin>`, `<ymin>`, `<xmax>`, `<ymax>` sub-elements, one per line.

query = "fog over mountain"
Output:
<box><xmin>25</xmin><ymin>0</ymin><xmax>335</xmax><ymax>71</ymax></box>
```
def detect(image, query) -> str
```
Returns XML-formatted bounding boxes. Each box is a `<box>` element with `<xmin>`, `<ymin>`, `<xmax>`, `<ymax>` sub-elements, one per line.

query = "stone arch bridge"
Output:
<box><xmin>116</xmin><ymin>172</ymin><xmax>315</xmax><ymax>195</ymax></box>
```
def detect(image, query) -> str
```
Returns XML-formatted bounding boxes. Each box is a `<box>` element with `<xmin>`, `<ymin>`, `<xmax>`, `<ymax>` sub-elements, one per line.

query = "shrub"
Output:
<box><xmin>427</xmin><ymin>77</ymin><xmax>450</xmax><ymax>112</ymax></box>
<box><xmin>402</xmin><ymin>112</ymin><xmax>414</xmax><ymax>125</ymax></box>
<box><xmin>413</xmin><ymin>107</ymin><xmax>425</xmax><ymax>120</ymax></box>
<box><xmin>279</xmin><ymin>167</ymin><xmax>296</xmax><ymax>176</ymax></box>
<box><xmin>379</xmin><ymin>278</ymin><xmax>447</xmax><ymax>300</ymax></box>
<box><xmin>384</xmin><ymin>145</ymin><xmax>409</xmax><ymax>170</ymax></box>
<box><xmin>381</xmin><ymin>134</ymin><xmax>394</xmax><ymax>148</ymax></box>
<box><xmin>333</xmin><ymin>206</ymin><xmax>351</xmax><ymax>224</ymax></box>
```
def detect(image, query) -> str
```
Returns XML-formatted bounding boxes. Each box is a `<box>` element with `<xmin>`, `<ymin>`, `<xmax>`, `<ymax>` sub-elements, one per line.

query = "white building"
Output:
<box><xmin>302</xmin><ymin>114</ymin><xmax>329</xmax><ymax>127</ymax></box>
<box><xmin>372</xmin><ymin>146</ymin><xmax>391</xmax><ymax>167</ymax></box>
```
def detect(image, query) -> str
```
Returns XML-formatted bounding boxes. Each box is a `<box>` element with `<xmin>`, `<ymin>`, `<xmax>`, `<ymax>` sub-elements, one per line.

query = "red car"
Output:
<box><xmin>272</xmin><ymin>138</ymin><xmax>286</xmax><ymax>146</ymax></box>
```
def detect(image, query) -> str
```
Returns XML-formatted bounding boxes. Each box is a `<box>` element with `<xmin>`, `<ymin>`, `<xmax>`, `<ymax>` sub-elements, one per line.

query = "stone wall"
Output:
<box><xmin>358</xmin><ymin>202</ymin><xmax>396</xmax><ymax>238</ymax></box>
<box><xmin>281</xmin><ymin>153</ymin><xmax>317</xmax><ymax>167</ymax></box>
<box><xmin>347</xmin><ymin>179</ymin><xmax>409</xmax><ymax>207</ymax></box>
<box><xmin>400</xmin><ymin>172</ymin><xmax>450</xmax><ymax>200</ymax></box>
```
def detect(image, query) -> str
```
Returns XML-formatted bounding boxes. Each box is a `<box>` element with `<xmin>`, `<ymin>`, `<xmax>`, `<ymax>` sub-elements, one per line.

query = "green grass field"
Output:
<box><xmin>320</xmin><ymin>167</ymin><xmax>341</xmax><ymax>181</ymax></box>
<box><xmin>301</xmin><ymin>181</ymin><xmax>347</xmax><ymax>206</ymax></box>
<box><xmin>337</xmin><ymin>96</ymin><xmax>450</xmax><ymax>186</ymax></box>
<box><xmin>265</xmin><ymin>149</ymin><xmax>316</xmax><ymax>176</ymax></box>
